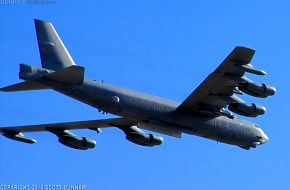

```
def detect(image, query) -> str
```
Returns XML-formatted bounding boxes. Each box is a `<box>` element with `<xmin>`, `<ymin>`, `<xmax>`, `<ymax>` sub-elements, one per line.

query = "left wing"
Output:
<box><xmin>0</xmin><ymin>118</ymin><xmax>137</xmax><ymax>149</ymax></box>
<box><xmin>0</xmin><ymin>118</ymin><xmax>169</xmax><ymax>149</ymax></box>
<box><xmin>175</xmin><ymin>46</ymin><xmax>276</xmax><ymax>117</ymax></box>
<box><xmin>0</xmin><ymin>118</ymin><xmax>137</xmax><ymax>134</ymax></box>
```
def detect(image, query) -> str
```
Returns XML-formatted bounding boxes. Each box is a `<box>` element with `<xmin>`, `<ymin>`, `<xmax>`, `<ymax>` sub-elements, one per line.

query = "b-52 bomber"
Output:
<box><xmin>0</xmin><ymin>19</ymin><xmax>276</xmax><ymax>150</ymax></box>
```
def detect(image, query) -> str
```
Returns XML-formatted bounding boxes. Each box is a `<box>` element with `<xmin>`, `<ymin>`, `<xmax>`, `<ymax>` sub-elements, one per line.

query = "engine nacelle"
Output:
<box><xmin>58</xmin><ymin>135</ymin><xmax>96</xmax><ymax>150</ymax></box>
<box><xmin>238</xmin><ymin>77</ymin><xmax>276</xmax><ymax>98</ymax></box>
<box><xmin>48</xmin><ymin>129</ymin><xmax>96</xmax><ymax>150</ymax></box>
<box><xmin>126</xmin><ymin>132</ymin><xmax>163</xmax><ymax>147</ymax></box>
<box><xmin>228</xmin><ymin>102</ymin><xmax>266</xmax><ymax>117</ymax></box>
<box><xmin>121</xmin><ymin>126</ymin><xmax>163</xmax><ymax>147</ymax></box>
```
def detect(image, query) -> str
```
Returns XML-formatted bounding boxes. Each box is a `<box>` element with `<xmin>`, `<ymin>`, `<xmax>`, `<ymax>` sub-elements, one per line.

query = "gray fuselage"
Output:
<box><xmin>43</xmin><ymin>79</ymin><xmax>267</xmax><ymax>148</ymax></box>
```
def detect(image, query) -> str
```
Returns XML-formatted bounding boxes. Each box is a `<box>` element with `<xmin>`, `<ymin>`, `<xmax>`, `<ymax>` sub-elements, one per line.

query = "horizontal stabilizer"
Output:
<box><xmin>0</xmin><ymin>81</ymin><xmax>49</xmax><ymax>92</ymax></box>
<box><xmin>47</xmin><ymin>65</ymin><xmax>84</xmax><ymax>84</ymax></box>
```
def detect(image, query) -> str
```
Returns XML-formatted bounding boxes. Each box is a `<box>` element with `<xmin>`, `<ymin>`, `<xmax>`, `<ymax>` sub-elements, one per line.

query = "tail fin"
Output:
<box><xmin>1</xmin><ymin>20</ymin><xmax>81</xmax><ymax>92</ymax></box>
<box><xmin>34</xmin><ymin>19</ymin><xmax>76</xmax><ymax>71</ymax></box>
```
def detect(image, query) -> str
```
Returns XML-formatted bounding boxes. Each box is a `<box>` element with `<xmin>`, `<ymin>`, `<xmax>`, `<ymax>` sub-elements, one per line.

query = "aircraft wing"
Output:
<box><xmin>0</xmin><ymin>118</ymin><xmax>137</xmax><ymax>134</ymax></box>
<box><xmin>176</xmin><ymin>46</ymin><xmax>263</xmax><ymax>114</ymax></box>
<box><xmin>0</xmin><ymin>118</ymin><xmax>168</xmax><ymax>148</ymax></box>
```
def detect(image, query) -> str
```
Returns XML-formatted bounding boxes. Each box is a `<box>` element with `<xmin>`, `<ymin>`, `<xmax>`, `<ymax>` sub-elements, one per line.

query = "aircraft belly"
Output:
<box><xmin>42</xmin><ymin>80</ymin><xmax>172</xmax><ymax>121</ymax></box>
<box><xmin>0</xmin><ymin>20</ymin><xmax>274</xmax><ymax>150</ymax></box>
<box><xmin>35</xmin><ymin>80</ymin><xmax>261</xmax><ymax>147</ymax></box>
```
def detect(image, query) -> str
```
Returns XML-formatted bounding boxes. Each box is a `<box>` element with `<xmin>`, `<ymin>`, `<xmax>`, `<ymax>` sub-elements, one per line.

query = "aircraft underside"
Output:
<box><xmin>0</xmin><ymin>19</ymin><xmax>274</xmax><ymax>150</ymax></box>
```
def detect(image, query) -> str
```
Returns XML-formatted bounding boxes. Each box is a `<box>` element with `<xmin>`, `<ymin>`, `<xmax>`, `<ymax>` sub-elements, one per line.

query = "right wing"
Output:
<box><xmin>175</xmin><ymin>46</ymin><xmax>275</xmax><ymax>117</ymax></box>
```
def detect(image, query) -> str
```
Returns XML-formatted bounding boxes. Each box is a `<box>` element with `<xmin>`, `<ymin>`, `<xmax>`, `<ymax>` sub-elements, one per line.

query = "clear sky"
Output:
<box><xmin>0</xmin><ymin>1</ymin><xmax>289</xmax><ymax>189</ymax></box>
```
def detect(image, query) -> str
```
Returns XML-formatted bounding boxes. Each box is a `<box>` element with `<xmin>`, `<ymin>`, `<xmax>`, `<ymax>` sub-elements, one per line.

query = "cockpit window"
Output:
<box><xmin>254</xmin><ymin>124</ymin><xmax>260</xmax><ymax>128</ymax></box>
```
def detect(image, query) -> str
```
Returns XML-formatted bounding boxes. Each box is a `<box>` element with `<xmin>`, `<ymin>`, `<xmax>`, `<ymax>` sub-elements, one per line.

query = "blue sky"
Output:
<box><xmin>0</xmin><ymin>1</ymin><xmax>289</xmax><ymax>189</ymax></box>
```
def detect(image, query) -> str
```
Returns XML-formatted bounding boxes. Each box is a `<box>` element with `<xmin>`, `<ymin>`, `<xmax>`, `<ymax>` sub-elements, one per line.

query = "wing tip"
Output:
<box><xmin>230</xmin><ymin>46</ymin><xmax>256</xmax><ymax>64</ymax></box>
<box><xmin>235</xmin><ymin>46</ymin><xmax>256</xmax><ymax>54</ymax></box>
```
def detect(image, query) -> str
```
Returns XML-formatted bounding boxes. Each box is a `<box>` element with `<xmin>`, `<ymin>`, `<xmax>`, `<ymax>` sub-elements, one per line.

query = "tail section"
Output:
<box><xmin>46</xmin><ymin>65</ymin><xmax>84</xmax><ymax>84</ymax></box>
<box><xmin>34</xmin><ymin>19</ymin><xmax>76</xmax><ymax>71</ymax></box>
<box><xmin>0</xmin><ymin>64</ymin><xmax>50</xmax><ymax>92</ymax></box>
<box><xmin>19</xmin><ymin>64</ymin><xmax>84</xmax><ymax>85</ymax></box>
<box><xmin>1</xmin><ymin>64</ymin><xmax>84</xmax><ymax>92</ymax></box>
<box><xmin>1</xmin><ymin>19</ymin><xmax>83</xmax><ymax>92</ymax></box>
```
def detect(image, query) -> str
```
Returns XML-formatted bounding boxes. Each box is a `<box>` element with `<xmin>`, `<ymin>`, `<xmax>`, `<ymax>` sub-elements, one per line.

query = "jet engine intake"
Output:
<box><xmin>228</xmin><ymin>102</ymin><xmax>266</xmax><ymax>117</ymax></box>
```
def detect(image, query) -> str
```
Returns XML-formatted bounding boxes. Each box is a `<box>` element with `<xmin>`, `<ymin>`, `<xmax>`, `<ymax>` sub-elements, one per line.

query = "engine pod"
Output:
<box><xmin>58</xmin><ymin>135</ymin><xmax>96</xmax><ymax>150</ymax></box>
<box><xmin>120</xmin><ymin>126</ymin><xmax>163</xmax><ymax>147</ymax></box>
<box><xmin>228</xmin><ymin>102</ymin><xmax>266</xmax><ymax>117</ymax></box>
<box><xmin>238</xmin><ymin>79</ymin><xmax>276</xmax><ymax>98</ymax></box>
<box><xmin>48</xmin><ymin>129</ymin><xmax>96</xmax><ymax>150</ymax></box>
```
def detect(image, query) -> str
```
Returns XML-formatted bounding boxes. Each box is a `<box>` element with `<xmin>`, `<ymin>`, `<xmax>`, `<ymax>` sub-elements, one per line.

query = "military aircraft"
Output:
<box><xmin>0</xmin><ymin>19</ymin><xmax>276</xmax><ymax>150</ymax></box>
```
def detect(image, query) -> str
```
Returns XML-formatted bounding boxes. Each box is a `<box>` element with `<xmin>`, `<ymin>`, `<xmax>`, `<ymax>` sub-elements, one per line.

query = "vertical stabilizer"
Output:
<box><xmin>34</xmin><ymin>19</ymin><xmax>76</xmax><ymax>71</ymax></box>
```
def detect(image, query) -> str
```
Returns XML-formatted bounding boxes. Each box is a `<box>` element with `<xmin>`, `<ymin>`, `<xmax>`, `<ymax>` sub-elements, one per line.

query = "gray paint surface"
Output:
<box><xmin>0</xmin><ymin>19</ymin><xmax>275</xmax><ymax>150</ymax></box>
